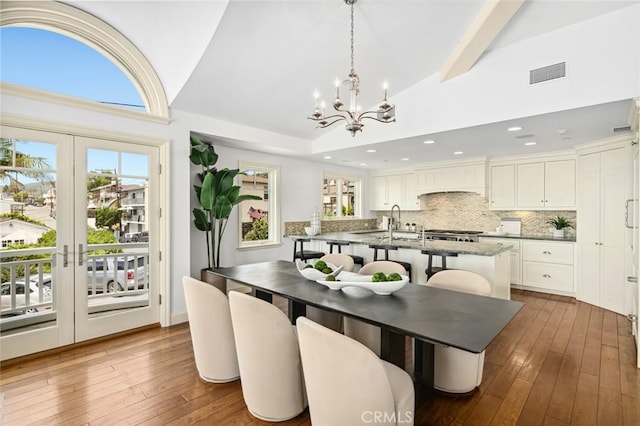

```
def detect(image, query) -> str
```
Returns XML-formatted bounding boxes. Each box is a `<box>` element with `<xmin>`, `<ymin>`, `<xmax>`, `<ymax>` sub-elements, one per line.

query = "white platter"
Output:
<box><xmin>315</xmin><ymin>273</ymin><xmax>409</xmax><ymax>296</ymax></box>
<box><xmin>295</xmin><ymin>259</ymin><xmax>343</xmax><ymax>281</ymax></box>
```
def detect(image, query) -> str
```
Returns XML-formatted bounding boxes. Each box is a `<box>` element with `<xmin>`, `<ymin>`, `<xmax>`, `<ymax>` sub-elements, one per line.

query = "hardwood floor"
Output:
<box><xmin>1</xmin><ymin>289</ymin><xmax>639</xmax><ymax>425</ymax></box>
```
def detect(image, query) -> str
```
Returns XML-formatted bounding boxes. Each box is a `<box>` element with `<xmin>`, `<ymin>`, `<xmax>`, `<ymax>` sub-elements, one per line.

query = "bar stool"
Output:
<box><xmin>327</xmin><ymin>240</ymin><xmax>364</xmax><ymax>269</ymax></box>
<box><xmin>292</xmin><ymin>237</ymin><xmax>325</xmax><ymax>262</ymax></box>
<box><xmin>368</xmin><ymin>244</ymin><xmax>412</xmax><ymax>282</ymax></box>
<box><xmin>421</xmin><ymin>250</ymin><xmax>458</xmax><ymax>280</ymax></box>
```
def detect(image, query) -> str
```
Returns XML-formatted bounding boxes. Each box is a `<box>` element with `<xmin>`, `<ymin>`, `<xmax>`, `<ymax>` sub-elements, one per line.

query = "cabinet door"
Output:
<box><xmin>370</xmin><ymin>175</ymin><xmax>388</xmax><ymax>210</ymax></box>
<box><xmin>402</xmin><ymin>173</ymin><xmax>419</xmax><ymax>210</ymax></box>
<box><xmin>516</xmin><ymin>162</ymin><xmax>545</xmax><ymax>208</ymax></box>
<box><xmin>545</xmin><ymin>160</ymin><xmax>575</xmax><ymax>208</ymax></box>
<box><xmin>386</xmin><ymin>175</ymin><xmax>404</xmax><ymax>207</ymax></box>
<box><xmin>490</xmin><ymin>165</ymin><xmax>515</xmax><ymax>209</ymax></box>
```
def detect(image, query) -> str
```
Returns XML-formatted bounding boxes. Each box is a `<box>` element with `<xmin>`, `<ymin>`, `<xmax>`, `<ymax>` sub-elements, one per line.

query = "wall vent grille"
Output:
<box><xmin>530</xmin><ymin>62</ymin><xmax>566</xmax><ymax>84</ymax></box>
<box><xmin>612</xmin><ymin>126</ymin><xmax>631</xmax><ymax>133</ymax></box>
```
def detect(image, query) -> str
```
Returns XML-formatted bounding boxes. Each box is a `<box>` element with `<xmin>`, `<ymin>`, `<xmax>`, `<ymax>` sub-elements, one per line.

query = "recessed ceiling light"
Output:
<box><xmin>423</xmin><ymin>140</ymin><xmax>435</xmax><ymax>144</ymax></box>
<box><xmin>323</xmin><ymin>156</ymin><xmax>332</xmax><ymax>159</ymax></box>
<box><xmin>360</xmin><ymin>162</ymin><xmax>367</xmax><ymax>166</ymax></box>
<box><xmin>507</xmin><ymin>126</ymin><xmax>522</xmax><ymax>132</ymax></box>
<box><xmin>401</xmin><ymin>158</ymin><xmax>409</xmax><ymax>161</ymax></box>
<box><xmin>453</xmin><ymin>151</ymin><xmax>463</xmax><ymax>155</ymax></box>
<box><xmin>524</xmin><ymin>142</ymin><xmax>537</xmax><ymax>146</ymax></box>
<box><xmin>557</xmin><ymin>129</ymin><xmax>568</xmax><ymax>135</ymax></box>
<box><xmin>366</xmin><ymin>149</ymin><xmax>376</xmax><ymax>153</ymax></box>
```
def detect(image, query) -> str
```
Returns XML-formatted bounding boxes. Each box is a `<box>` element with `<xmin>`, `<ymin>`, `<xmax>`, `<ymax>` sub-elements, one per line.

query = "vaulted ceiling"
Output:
<box><xmin>66</xmin><ymin>0</ymin><xmax>640</xmax><ymax>168</ymax></box>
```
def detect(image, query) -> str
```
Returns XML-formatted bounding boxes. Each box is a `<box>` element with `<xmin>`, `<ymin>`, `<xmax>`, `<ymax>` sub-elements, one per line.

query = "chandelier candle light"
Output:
<box><xmin>308</xmin><ymin>0</ymin><xmax>395</xmax><ymax>137</ymax></box>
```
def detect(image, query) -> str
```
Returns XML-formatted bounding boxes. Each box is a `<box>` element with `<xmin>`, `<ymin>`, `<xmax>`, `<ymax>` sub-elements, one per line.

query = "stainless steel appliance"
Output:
<box><xmin>423</xmin><ymin>229</ymin><xmax>482</xmax><ymax>242</ymax></box>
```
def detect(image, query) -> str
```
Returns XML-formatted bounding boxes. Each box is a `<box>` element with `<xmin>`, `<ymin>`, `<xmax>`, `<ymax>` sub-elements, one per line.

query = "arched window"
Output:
<box><xmin>0</xmin><ymin>1</ymin><xmax>168</xmax><ymax>119</ymax></box>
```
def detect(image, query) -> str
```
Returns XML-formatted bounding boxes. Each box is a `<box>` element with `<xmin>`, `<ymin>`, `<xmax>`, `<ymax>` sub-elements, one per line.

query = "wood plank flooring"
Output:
<box><xmin>1</xmin><ymin>289</ymin><xmax>639</xmax><ymax>425</ymax></box>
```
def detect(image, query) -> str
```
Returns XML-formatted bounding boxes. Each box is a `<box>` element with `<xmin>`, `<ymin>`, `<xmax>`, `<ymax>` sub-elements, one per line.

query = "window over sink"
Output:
<box><xmin>322</xmin><ymin>173</ymin><xmax>362</xmax><ymax>218</ymax></box>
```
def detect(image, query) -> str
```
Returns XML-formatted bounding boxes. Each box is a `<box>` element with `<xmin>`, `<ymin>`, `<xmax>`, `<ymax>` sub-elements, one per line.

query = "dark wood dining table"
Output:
<box><xmin>211</xmin><ymin>260</ymin><xmax>523</xmax><ymax>390</ymax></box>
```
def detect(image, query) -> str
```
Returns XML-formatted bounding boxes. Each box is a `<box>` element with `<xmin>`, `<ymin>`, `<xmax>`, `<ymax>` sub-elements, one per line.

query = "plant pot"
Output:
<box><xmin>201</xmin><ymin>268</ymin><xmax>227</xmax><ymax>294</ymax></box>
<box><xmin>552</xmin><ymin>229</ymin><xmax>565</xmax><ymax>238</ymax></box>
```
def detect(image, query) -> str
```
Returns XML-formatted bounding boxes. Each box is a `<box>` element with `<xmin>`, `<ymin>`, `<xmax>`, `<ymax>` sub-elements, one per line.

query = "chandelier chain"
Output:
<box><xmin>350</xmin><ymin>1</ymin><xmax>355</xmax><ymax>74</ymax></box>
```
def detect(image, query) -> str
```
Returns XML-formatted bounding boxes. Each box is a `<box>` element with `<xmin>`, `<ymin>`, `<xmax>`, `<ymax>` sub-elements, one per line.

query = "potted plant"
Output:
<box><xmin>547</xmin><ymin>215</ymin><xmax>573</xmax><ymax>238</ymax></box>
<box><xmin>190</xmin><ymin>136</ymin><xmax>261</xmax><ymax>290</ymax></box>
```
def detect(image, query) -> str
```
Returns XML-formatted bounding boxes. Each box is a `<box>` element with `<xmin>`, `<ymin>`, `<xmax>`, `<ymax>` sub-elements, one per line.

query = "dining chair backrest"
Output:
<box><xmin>297</xmin><ymin>317</ymin><xmax>414</xmax><ymax>425</ymax></box>
<box><xmin>319</xmin><ymin>253</ymin><xmax>355</xmax><ymax>272</ymax></box>
<box><xmin>426</xmin><ymin>269</ymin><xmax>491</xmax><ymax>296</ymax></box>
<box><xmin>359</xmin><ymin>260</ymin><xmax>407</xmax><ymax>276</ymax></box>
<box><xmin>182</xmin><ymin>276</ymin><xmax>239</xmax><ymax>383</ymax></box>
<box><xmin>228</xmin><ymin>291</ymin><xmax>307</xmax><ymax>421</ymax></box>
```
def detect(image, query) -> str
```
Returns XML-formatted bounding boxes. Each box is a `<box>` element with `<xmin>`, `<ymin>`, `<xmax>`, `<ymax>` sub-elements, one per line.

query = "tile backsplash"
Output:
<box><xmin>375</xmin><ymin>192</ymin><xmax>576</xmax><ymax>237</ymax></box>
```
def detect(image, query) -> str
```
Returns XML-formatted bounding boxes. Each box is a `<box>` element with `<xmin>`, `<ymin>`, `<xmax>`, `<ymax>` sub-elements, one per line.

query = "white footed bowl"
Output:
<box><xmin>304</xmin><ymin>227</ymin><xmax>318</xmax><ymax>236</ymax></box>
<box><xmin>296</xmin><ymin>259</ymin><xmax>343</xmax><ymax>281</ymax></box>
<box><xmin>316</xmin><ymin>273</ymin><xmax>409</xmax><ymax>296</ymax></box>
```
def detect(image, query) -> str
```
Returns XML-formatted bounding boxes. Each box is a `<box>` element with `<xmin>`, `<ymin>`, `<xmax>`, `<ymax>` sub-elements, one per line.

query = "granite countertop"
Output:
<box><xmin>478</xmin><ymin>233</ymin><xmax>576</xmax><ymax>243</ymax></box>
<box><xmin>292</xmin><ymin>231</ymin><xmax>512</xmax><ymax>257</ymax></box>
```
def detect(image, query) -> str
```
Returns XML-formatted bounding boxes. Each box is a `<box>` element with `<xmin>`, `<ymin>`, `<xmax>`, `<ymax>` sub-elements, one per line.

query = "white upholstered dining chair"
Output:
<box><xmin>426</xmin><ymin>269</ymin><xmax>492</xmax><ymax>393</ymax></box>
<box><xmin>296</xmin><ymin>316</ymin><xmax>414</xmax><ymax>426</ymax></box>
<box><xmin>305</xmin><ymin>253</ymin><xmax>355</xmax><ymax>332</ymax></box>
<box><xmin>343</xmin><ymin>261</ymin><xmax>407</xmax><ymax>355</ymax></box>
<box><xmin>182</xmin><ymin>276</ymin><xmax>240</xmax><ymax>383</ymax></box>
<box><xmin>228</xmin><ymin>291</ymin><xmax>307</xmax><ymax>422</ymax></box>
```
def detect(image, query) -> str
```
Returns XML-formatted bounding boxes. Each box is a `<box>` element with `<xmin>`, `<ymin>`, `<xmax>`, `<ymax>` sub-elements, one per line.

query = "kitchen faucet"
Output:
<box><xmin>389</xmin><ymin>204</ymin><xmax>401</xmax><ymax>241</ymax></box>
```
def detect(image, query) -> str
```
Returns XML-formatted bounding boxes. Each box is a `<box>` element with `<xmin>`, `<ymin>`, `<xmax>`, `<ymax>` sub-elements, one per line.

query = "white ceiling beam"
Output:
<box><xmin>439</xmin><ymin>0</ymin><xmax>525</xmax><ymax>82</ymax></box>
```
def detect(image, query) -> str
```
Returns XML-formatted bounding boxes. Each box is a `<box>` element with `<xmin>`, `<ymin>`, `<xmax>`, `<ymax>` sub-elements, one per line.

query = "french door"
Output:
<box><xmin>0</xmin><ymin>125</ymin><xmax>160</xmax><ymax>360</ymax></box>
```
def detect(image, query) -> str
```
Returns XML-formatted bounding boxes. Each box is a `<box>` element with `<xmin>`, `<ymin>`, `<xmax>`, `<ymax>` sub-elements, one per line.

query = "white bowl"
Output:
<box><xmin>296</xmin><ymin>259</ymin><xmax>343</xmax><ymax>281</ymax></box>
<box><xmin>316</xmin><ymin>274</ymin><xmax>410</xmax><ymax>295</ymax></box>
<box><xmin>304</xmin><ymin>226</ymin><xmax>318</xmax><ymax>236</ymax></box>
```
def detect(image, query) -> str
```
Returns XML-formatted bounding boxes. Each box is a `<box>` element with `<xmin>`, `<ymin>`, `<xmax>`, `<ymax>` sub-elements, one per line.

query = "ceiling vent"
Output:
<box><xmin>530</xmin><ymin>62</ymin><xmax>566</xmax><ymax>84</ymax></box>
<box><xmin>612</xmin><ymin>125</ymin><xmax>631</xmax><ymax>133</ymax></box>
<box><xmin>515</xmin><ymin>134</ymin><xmax>535</xmax><ymax>139</ymax></box>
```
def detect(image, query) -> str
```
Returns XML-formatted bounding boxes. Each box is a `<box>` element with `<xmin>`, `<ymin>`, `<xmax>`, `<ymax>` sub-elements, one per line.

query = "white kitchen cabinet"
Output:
<box><xmin>479</xmin><ymin>237</ymin><xmax>520</xmax><ymax>284</ymax></box>
<box><xmin>489</xmin><ymin>165</ymin><xmax>515</xmax><ymax>209</ymax></box>
<box><xmin>369</xmin><ymin>173</ymin><xmax>418</xmax><ymax>210</ymax></box>
<box><xmin>577</xmin><ymin>146</ymin><xmax>628</xmax><ymax>315</ymax></box>
<box><xmin>521</xmin><ymin>240</ymin><xmax>575</xmax><ymax>294</ymax></box>
<box><xmin>516</xmin><ymin>160</ymin><xmax>575</xmax><ymax>209</ymax></box>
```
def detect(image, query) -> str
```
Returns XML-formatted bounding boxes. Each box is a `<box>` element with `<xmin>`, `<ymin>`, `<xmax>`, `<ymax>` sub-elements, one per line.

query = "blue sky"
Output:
<box><xmin>1</xmin><ymin>27</ymin><xmax>144</xmax><ymax>109</ymax></box>
<box><xmin>1</xmin><ymin>27</ymin><xmax>149</xmax><ymax>185</ymax></box>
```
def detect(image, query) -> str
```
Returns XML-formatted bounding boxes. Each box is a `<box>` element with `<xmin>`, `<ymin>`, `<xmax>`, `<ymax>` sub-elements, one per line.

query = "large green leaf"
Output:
<box><xmin>199</xmin><ymin>172</ymin><xmax>216</xmax><ymax>211</ymax></box>
<box><xmin>190</xmin><ymin>136</ymin><xmax>218</xmax><ymax>168</ymax></box>
<box><xmin>213</xmin><ymin>195</ymin><xmax>233</xmax><ymax>219</ymax></box>
<box><xmin>192</xmin><ymin>208</ymin><xmax>211</xmax><ymax>231</ymax></box>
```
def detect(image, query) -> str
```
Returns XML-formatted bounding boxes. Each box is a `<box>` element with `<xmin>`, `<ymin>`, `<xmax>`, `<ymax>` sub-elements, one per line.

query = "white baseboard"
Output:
<box><xmin>171</xmin><ymin>311</ymin><xmax>189</xmax><ymax>325</ymax></box>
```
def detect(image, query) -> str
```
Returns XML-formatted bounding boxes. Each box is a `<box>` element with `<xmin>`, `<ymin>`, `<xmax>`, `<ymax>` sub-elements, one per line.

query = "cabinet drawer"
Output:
<box><xmin>522</xmin><ymin>241</ymin><xmax>573</xmax><ymax>264</ymax></box>
<box><xmin>522</xmin><ymin>261</ymin><xmax>574</xmax><ymax>292</ymax></box>
<box><xmin>480</xmin><ymin>237</ymin><xmax>520</xmax><ymax>251</ymax></box>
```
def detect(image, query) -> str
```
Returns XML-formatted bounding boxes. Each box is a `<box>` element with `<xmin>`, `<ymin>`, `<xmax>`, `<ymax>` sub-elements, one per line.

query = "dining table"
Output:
<box><xmin>211</xmin><ymin>260</ymin><xmax>523</xmax><ymax>391</ymax></box>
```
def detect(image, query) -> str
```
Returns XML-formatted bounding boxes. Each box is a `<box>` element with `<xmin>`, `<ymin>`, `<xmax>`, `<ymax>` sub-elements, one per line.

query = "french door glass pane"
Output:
<box><xmin>85</xmin><ymin>149</ymin><xmax>150</xmax><ymax>315</ymax></box>
<box><xmin>1</xmin><ymin>138</ymin><xmax>57</xmax><ymax>331</ymax></box>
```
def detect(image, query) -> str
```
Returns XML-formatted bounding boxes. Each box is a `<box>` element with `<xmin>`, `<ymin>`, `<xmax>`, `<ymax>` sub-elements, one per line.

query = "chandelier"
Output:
<box><xmin>308</xmin><ymin>0</ymin><xmax>395</xmax><ymax>137</ymax></box>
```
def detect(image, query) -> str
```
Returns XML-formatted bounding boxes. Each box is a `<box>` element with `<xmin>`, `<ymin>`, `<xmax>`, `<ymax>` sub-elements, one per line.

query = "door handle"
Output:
<box><xmin>78</xmin><ymin>244</ymin><xmax>84</xmax><ymax>266</ymax></box>
<box><xmin>627</xmin><ymin>276</ymin><xmax>638</xmax><ymax>283</ymax></box>
<box><xmin>542</xmin><ymin>274</ymin><xmax>551</xmax><ymax>278</ymax></box>
<box><xmin>542</xmin><ymin>251</ymin><xmax>551</xmax><ymax>254</ymax></box>
<box><xmin>63</xmin><ymin>245</ymin><xmax>68</xmax><ymax>267</ymax></box>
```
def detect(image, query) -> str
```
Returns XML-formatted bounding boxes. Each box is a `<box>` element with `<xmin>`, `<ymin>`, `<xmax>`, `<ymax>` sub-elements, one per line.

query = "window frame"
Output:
<box><xmin>322</xmin><ymin>173</ymin><xmax>363</xmax><ymax>219</ymax></box>
<box><xmin>237</xmin><ymin>161</ymin><xmax>281</xmax><ymax>250</ymax></box>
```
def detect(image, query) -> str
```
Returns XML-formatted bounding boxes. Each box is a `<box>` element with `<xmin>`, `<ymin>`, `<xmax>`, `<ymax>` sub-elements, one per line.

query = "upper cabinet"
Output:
<box><xmin>516</xmin><ymin>160</ymin><xmax>575</xmax><ymax>209</ymax></box>
<box><xmin>369</xmin><ymin>173</ymin><xmax>419</xmax><ymax>210</ymax></box>
<box><xmin>490</xmin><ymin>154</ymin><xmax>576</xmax><ymax>210</ymax></box>
<box><xmin>489</xmin><ymin>164</ymin><xmax>515</xmax><ymax>208</ymax></box>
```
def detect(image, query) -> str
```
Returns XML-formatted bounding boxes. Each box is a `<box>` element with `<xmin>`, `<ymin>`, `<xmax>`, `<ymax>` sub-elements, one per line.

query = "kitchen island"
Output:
<box><xmin>295</xmin><ymin>230</ymin><xmax>513</xmax><ymax>299</ymax></box>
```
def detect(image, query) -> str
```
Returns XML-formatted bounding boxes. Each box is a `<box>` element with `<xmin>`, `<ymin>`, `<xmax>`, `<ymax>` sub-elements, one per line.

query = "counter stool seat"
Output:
<box><xmin>368</xmin><ymin>244</ymin><xmax>412</xmax><ymax>282</ymax></box>
<box><xmin>327</xmin><ymin>240</ymin><xmax>364</xmax><ymax>268</ymax></box>
<box><xmin>293</xmin><ymin>237</ymin><xmax>325</xmax><ymax>263</ymax></box>
<box><xmin>421</xmin><ymin>250</ymin><xmax>458</xmax><ymax>280</ymax></box>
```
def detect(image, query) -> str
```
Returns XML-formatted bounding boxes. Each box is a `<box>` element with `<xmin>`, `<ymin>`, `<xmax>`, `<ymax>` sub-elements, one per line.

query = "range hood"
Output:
<box><xmin>415</xmin><ymin>160</ymin><xmax>487</xmax><ymax>197</ymax></box>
